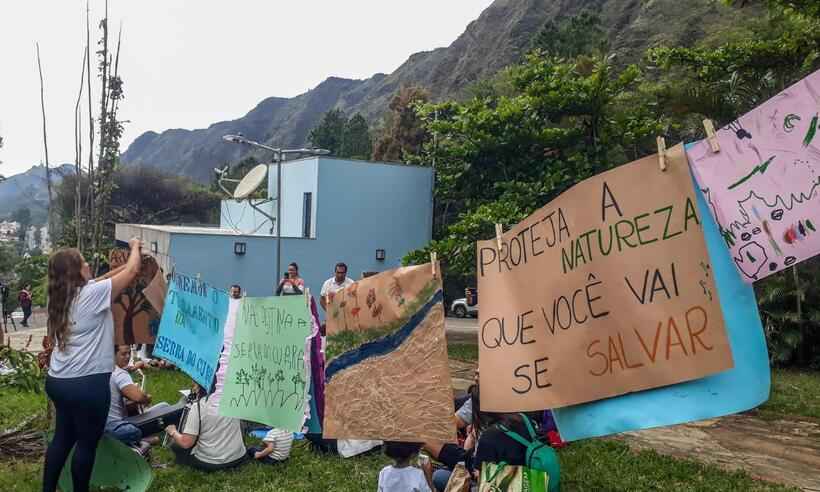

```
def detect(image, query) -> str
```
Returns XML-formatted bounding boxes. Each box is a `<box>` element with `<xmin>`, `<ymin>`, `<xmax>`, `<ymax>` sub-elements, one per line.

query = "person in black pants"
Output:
<box><xmin>42</xmin><ymin>240</ymin><xmax>142</xmax><ymax>492</ymax></box>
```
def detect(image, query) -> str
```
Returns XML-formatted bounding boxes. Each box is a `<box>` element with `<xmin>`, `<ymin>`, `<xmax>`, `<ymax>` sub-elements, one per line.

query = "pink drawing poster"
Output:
<box><xmin>686</xmin><ymin>69</ymin><xmax>820</xmax><ymax>282</ymax></box>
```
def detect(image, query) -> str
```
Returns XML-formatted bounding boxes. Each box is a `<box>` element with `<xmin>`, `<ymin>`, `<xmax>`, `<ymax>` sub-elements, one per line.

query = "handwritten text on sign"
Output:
<box><xmin>219</xmin><ymin>296</ymin><xmax>312</xmax><ymax>431</ymax></box>
<box><xmin>153</xmin><ymin>273</ymin><xmax>229</xmax><ymax>390</ymax></box>
<box><xmin>477</xmin><ymin>144</ymin><xmax>734</xmax><ymax>411</ymax></box>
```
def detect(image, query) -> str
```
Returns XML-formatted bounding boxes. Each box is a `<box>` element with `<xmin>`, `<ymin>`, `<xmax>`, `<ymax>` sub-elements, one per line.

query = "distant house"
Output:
<box><xmin>116</xmin><ymin>157</ymin><xmax>433</xmax><ymax>318</ymax></box>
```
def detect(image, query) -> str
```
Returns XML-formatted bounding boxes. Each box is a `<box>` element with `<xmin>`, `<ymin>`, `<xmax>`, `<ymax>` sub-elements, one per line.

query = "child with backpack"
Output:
<box><xmin>378</xmin><ymin>441</ymin><xmax>434</xmax><ymax>492</ymax></box>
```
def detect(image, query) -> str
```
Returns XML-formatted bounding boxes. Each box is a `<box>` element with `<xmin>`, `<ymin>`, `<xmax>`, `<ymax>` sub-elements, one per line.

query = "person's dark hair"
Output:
<box><xmin>230</xmin><ymin>284</ymin><xmax>241</xmax><ymax>290</ymax></box>
<box><xmin>383</xmin><ymin>441</ymin><xmax>423</xmax><ymax>462</ymax></box>
<box><xmin>470</xmin><ymin>384</ymin><xmax>518</xmax><ymax>433</ymax></box>
<box><xmin>289</xmin><ymin>262</ymin><xmax>299</xmax><ymax>272</ymax></box>
<box><xmin>47</xmin><ymin>249</ymin><xmax>88</xmax><ymax>351</ymax></box>
<box><xmin>334</xmin><ymin>262</ymin><xmax>347</xmax><ymax>272</ymax></box>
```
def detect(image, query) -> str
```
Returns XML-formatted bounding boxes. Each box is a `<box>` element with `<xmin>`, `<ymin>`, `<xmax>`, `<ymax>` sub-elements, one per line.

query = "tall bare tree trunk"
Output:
<box><xmin>36</xmin><ymin>42</ymin><xmax>55</xmax><ymax>246</ymax></box>
<box><xmin>93</xmin><ymin>0</ymin><xmax>110</xmax><ymax>272</ymax></box>
<box><xmin>74</xmin><ymin>46</ymin><xmax>88</xmax><ymax>251</ymax></box>
<box><xmin>85</xmin><ymin>0</ymin><xmax>95</xmax><ymax>254</ymax></box>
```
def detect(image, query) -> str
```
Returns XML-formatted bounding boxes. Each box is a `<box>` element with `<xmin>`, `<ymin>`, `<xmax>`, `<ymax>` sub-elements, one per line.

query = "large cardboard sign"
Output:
<box><xmin>324</xmin><ymin>263</ymin><xmax>455</xmax><ymax>442</ymax></box>
<box><xmin>477</xmin><ymin>145</ymin><xmax>733</xmax><ymax>411</ymax></box>
<box><xmin>109</xmin><ymin>249</ymin><xmax>161</xmax><ymax>344</ymax></box>
<box><xmin>552</xmin><ymin>162</ymin><xmax>771</xmax><ymax>440</ymax></box>
<box><xmin>687</xmin><ymin>68</ymin><xmax>820</xmax><ymax>282</ymax></box>
<box><xmin>153</xmin><ymin>273</ymin><xmax>229</xmax><ymax>390</ymax></box>
<box><xmin>219</xmin><ymin>296</ymin><xmax>312</xmax><ymax>431</ymax></box>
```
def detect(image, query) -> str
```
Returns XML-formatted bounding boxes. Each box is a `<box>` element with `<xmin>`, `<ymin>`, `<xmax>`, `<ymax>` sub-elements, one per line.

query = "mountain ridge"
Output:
<box><xmin>121</xmin><ymin>0</ymin><xmax>758</xmax><ymax>182</ymax></box>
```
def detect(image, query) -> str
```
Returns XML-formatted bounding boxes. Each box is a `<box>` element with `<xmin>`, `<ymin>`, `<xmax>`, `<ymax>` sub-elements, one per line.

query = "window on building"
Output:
<box><xmin>302</xmin><ymin>192</ymin><xmax>313</xmax><ymax>238</ymax></box>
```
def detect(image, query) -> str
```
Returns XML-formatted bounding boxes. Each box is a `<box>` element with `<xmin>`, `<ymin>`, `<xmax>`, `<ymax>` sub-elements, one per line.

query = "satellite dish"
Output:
<box><xmin>233</xmin><ymin>164</ymin><xmax>268</xmax><ymax>199</ymax></box>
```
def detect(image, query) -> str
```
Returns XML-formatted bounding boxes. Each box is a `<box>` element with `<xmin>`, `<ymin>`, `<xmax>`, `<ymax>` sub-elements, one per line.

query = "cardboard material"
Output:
<box><xmin>687</xmin><ymin>68</ymin><xmax>820</xmax><ymax>282</ymax></box>
<box><xmin>152</xmin><ymin>272</ymin><xmax>229</xmax><ymax>390</ymax></box>
<box><xmin>552</xmin><ymin>168</ymin><xmax>771</xmax><ymax>440</ymax></box>
<box><xmin>324</xmin><ymin>263</ymin><xmax>455</xmax><ymax>442</ymax></box>
<box><xmin>477</xmin><ymin>144</ymin><xmax>733</xmax><ymax>411</ymax></box>
<box><xmin>109</xmin><ymin>249</ymin><xmax>161</xmax><ymax>345</ymax></box>
<box><xmin>219</xmin><ymin>296</ymin><xmax>312</xmax><ymax>431</ymax></box>
<box><xmin>142</xmin><ymin>269</ymin><xmax>168</xmax><ymax>315</ymax></box>
<box><xmin>57</xmin><ymin>435</ymin><xmax>153</xmax><ymax>492</ymax></box>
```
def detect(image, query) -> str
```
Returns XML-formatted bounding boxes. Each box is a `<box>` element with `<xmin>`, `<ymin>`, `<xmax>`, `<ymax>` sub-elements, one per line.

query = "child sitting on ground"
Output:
<box><xmin>247</xmin><ymin>428</ymin><xmax>293</xmax><ymax>464</ymax></box>
<box><xmin>378</xmin><ymin>441</ymin><xmax>434</xmax><ymax>492</ymax></box>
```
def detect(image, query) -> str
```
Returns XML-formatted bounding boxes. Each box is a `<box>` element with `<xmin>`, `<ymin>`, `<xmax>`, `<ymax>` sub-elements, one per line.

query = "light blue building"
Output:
<box><xmin>116</xmin><ymin>157</ymin><xmax>434</xmax><ymax>319</ymax></box>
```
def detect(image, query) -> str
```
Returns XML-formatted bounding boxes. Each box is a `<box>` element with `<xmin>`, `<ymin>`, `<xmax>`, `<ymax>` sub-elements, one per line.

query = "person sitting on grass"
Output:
<box><xmin>247</xmin><ymin>427</ymin><xmax>293</xmax><ymax>464</ymax></box>
<box><xmin>378</xmin><ymin>441</ymin><xmax>434</xmax><ymax>492</ymax></box>
<box><xmin>105</xmin><ymin>344</ymin><xmax>153</xmax><ymax>447</ymax></box>
<box><xmin>164</xmin><ymin>383</ymin><xmax>247</xmax><ymax>472</ymax></box>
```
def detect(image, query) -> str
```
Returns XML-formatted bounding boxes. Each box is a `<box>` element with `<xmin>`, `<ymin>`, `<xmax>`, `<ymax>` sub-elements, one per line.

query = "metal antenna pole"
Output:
<box><xmin>275</xmin><ymin>149</ymin><xmax>283</xmax><ymax>283</ymax></box>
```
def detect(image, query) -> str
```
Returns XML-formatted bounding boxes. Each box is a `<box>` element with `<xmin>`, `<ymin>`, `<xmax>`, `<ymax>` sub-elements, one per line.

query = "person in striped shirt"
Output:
<box><xmin>247</xmin><ymin>428</ymin><xmax>293</xmax><ymax>464</ymax></box>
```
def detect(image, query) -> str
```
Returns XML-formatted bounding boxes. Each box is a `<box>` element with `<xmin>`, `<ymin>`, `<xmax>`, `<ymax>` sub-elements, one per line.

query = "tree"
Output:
<box><xmin>340</xmin><ymin>113</ymin><xmax>372</xmax><ymax>159</ymax></box>
<box><xmin>308</xmin><ymin>109</ymin><xmax>348</xmax><ymax>156</ymax></box>
<box><xmin>404</xmin><ymin>54</ymin><xmax>665</xmax><ymax>276</ymax></box>
<box><xmin>372</xmin><ymin>86</ymin><xmax>430</xmax><ymax>162</ymax></box>
<box><xmin>530</xmin><ymin>11</ymin><xmax>608</xmax><ymax>59</ymax></box>
<box><xmin>57</xmin><ymin>167</ymin><xmax>220</xmax><ymax>245</ymax></box>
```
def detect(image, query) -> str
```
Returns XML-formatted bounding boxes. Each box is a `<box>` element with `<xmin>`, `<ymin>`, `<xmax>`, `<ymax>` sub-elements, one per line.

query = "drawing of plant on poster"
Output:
<box><xmin>687</xmin><ymin>68</ymin><xmax>820</xmax><ymax>282</ymax></box>
<box><xmin>109</xmin><ymin>248</ymin><xmax>160</xmax><ymax>344</ymax></box>
<box><xmin>325</xmin><ymin>263</ymin><xmax>440</xmax><ymax>360</ymax></box>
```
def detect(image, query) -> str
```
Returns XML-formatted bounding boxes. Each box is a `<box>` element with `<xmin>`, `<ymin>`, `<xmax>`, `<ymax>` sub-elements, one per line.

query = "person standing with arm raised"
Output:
<box><xmin>42</xmin><ymin>238</ymin><xmax>143</xmax><ymax>492</ymax></box>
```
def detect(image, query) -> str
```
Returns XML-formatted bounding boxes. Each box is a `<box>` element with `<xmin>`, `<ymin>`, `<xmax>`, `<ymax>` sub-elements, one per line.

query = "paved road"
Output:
<box><xmin>445</xmin><ymin>316</ymin><xmax>478</xmax><ymax>344</ymax></box>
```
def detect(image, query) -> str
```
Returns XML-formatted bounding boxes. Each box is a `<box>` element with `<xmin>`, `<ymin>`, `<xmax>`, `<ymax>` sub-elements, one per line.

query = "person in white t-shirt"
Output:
<box><xmin>378</xmin><ymin>441</ymin><xmax>434</xmax><ymax>492</ymax></box>
<box><xmin>164</xmin><ymin>384</ymin><xmax>247</xmax><ymax>471</ymax></box>
<box><xmin>42</xmin><ymin>239</ymin><xmax>143</xmax><ymax>492</ymax></box>
<box><xmin>105</xmin><ymin>344</ymin><xmax>152</xmax><ymax>445</ymax></box>
<box><xmin>320</xmin><ymin>262</ymin><xmax>354</xmax><ymax>312</ymax></box>
<box><xmin>247</xmin><ymin>428</ymin><xmax>293</xmax><ymax>464</ymax></box>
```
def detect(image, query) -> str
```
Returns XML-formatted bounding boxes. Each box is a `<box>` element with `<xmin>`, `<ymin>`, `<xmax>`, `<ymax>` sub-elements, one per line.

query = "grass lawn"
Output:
<box><xmin>1</xmin><ymin>365</ymin><xmax>816</xmax><ymax>491</ymax></box>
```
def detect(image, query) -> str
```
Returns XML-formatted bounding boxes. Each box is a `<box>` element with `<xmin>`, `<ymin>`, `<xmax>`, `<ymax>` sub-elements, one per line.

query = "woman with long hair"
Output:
<box><xmin>42</xmin><ymin>238</ymin><xmax>143</xmax><ymax>492</ymax></box>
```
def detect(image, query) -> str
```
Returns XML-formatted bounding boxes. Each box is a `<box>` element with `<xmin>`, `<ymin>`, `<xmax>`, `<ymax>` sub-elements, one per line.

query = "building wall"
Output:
<box><xmin>272</xmin><ymin>159</ymin><xmax>319</xmax><ymax>238</ymax></box>
<box><xmin>168</xmin><ymin>233</ymin><xmax>279</xmax><ymax>296</ymax></box>
<box><xmin>220</xmin><ymin>200</ymin><xmax>274</xmax><ymax>235</ymax></box>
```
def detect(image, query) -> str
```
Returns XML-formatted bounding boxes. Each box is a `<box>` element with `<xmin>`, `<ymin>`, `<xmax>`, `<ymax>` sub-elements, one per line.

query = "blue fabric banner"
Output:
<box><xmin>153</xmin><ymin>272</ymin><xmax>230</xmax><ymax>390</ymax></box>
<box><xmin>553</xmin><ymin>157</ymin><xmax>771</xmax><ymax>441</ymax></box>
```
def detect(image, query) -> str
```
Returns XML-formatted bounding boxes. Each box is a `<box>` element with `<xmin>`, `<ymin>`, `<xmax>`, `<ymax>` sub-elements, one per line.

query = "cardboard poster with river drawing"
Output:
<box><xmin>686</xmin><ymin>68</ymin><xmax>820</xmax><ymax>282</ymax></box>
<box><xmin>109</xmin><ymin>249</ymin><xmax>162</xmax><ymax>345</ymax></box>
<box><xmin>324</xmin><ymin>263</ymin><xmax>455</xmax><ymax>442</ymax></box>
<box><xmin>477</xmin><ymin>144</ymin><xmax>733</xmax><ymax>411</ymax></box>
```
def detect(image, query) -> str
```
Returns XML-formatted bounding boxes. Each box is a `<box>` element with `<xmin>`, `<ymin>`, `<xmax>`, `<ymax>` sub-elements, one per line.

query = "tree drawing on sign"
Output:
<box><xmin>109</xmin><ymin>249</ymin><xmax>159</xmax><ymax>344</ymax></box>
<box><xmin>388</xmin><ymin>278</ymin><xmax>406</xmax><ymax>307</ymax></box>
<box><xmin>284</xmin><ymin>372</ymin><xmax>307</xmax><ymax>410</ymax></box>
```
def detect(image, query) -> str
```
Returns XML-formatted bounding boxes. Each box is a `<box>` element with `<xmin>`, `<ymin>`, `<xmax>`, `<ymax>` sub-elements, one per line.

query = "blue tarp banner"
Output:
<box><xmin>553</xmin><ymin>153</ymin><xmax>771</xmax><ymax>441</ymax></box>
<box><xmin>153</xmin><ymin>272</ymin><xmax>230</xmax><ymax>390</ymax></box>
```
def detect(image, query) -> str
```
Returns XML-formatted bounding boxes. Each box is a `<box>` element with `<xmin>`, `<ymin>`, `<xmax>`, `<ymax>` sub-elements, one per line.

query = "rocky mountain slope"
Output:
<box><xmin>0</xmin><ymin>164</ymin><xmax>74</xmax><ymax>222</ymax></box>
<box><xmin>122</xmin><ymin>0</ymin><xmax>758</xmax><ymax>182</ymax></box>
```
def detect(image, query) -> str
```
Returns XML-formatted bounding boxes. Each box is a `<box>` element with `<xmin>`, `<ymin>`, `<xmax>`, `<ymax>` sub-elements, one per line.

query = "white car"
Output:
<box><xmin>450</xmin><ymin>298</ymin><xmax>478</xmax><ymax>318</ymax></box>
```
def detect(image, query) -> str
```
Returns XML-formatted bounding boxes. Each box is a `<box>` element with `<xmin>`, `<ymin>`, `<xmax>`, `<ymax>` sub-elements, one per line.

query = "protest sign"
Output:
<box><xmin>552</xmin><ymin>166</ymin><xmax>771</xmax><ymax>440</ymax></box>
<box><xmin>57</xmin><ymin>435</ymin><xmax>153</xmax><ymax>492</ymax></box>
<box><xmin>210</xmin><ymin>297</ymin><xmax>240</xmax><ymax>409</ymax></box>
<box><xmin>109</xmin><ymin>249</ymin><xmax>161</xmax><ymax>344</ymax></box>
<box><xmin>477</xmin><ymin>144</ymin><xmax>733</xmax><ymax>411</ymax></box>
<box><xmin>687</xmin><ymin>68</ymin><xmax>820</xmax><ymax>282</ymax></box>
<box><xmin>153</xmin><ymin>272</ymin><xmax>229</xmax><ymax>390</ymax></box>
<box><xmin>219</xmin><ymin>295</ymin><xmax>312</xmax><ymax>431</ymax></box>
<box><xmin>324</xmin><ymin>263</ymin><xmax>455</xmax><ymax>442</ymax></box>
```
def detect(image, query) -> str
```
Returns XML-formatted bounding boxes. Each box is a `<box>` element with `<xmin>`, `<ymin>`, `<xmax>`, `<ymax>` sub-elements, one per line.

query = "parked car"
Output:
<box><xmin>450</xmin><ymin>298</ymin><xmax>478</xmax><ymax>318</ymax></box>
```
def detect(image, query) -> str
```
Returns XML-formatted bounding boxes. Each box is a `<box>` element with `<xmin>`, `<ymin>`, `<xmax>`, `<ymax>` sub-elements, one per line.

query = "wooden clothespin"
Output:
<box><xmin>703</xmin><ymin>119</ymin><xmax>720</xmax><ymax>153</ymax></box>
<box><xmin>430</xmin><ymin>252</ymin><xmax>438</xmax><ymax>278</ymax></box>
<box><xmin>495</xmin><ymin>224</ymin><xmax>504</xmax><ymax>251</ymax></box>
<box><xmin>656</xmin><ymin>136</ymin><xmax>667</xmax><ymax>172</ymax></box>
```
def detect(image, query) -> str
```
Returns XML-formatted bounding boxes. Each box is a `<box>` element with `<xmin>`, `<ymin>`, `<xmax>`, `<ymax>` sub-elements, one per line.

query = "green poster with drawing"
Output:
<box><xmin>218</xmin><ymin>295</ymin><xmax>312</xmax><ymax>431</ymax></box>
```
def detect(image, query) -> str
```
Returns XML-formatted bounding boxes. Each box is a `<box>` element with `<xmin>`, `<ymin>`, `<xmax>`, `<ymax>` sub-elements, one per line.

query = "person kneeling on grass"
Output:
<box><xmin>378</xmin><ymin>441</ymin><xmax>434</xmax><ymax>492</ymax></box>
<box><xmin>247</xmin><ymin>428</ymin><xmax>293</xmax><ymax>464</ymax></box>
<box><xmin>164</xmin><ymin>384</ymin><xmax>247</xmax><ymax>472</ymax></box>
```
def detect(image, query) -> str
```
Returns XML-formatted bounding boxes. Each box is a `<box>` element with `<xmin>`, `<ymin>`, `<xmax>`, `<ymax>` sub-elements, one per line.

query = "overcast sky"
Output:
<box><xmin>0</xmin><ymin>0</ymin><xmax>494</xmax><ymax>176</ymax></box>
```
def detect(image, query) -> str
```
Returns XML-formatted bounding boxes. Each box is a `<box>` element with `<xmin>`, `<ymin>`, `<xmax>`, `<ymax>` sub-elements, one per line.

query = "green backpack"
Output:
<box><xmin>499</xmin><ymin>414</ymin><xmax>561</xmax><ymax>492</ymax></box>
